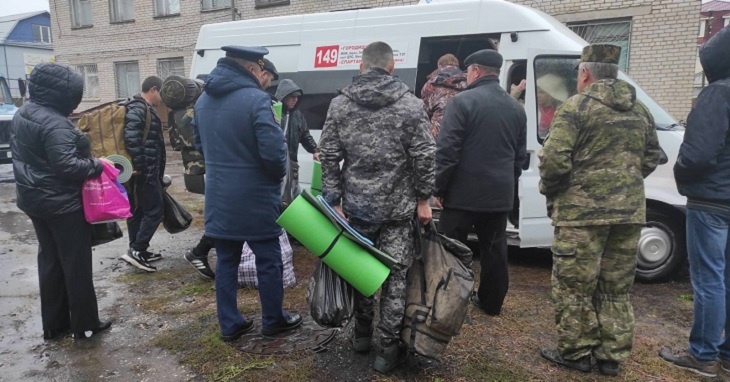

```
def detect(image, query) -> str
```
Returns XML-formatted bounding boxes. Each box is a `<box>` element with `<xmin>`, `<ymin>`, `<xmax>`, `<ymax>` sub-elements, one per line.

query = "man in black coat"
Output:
<box><xmin>659</xmin><ymin>26</ymin><xmax>730</xmax><ymax>378</ymax></box>
<box><xmin>435</xmin><ymin>49</ymin><xmax>527</xmax><ymax>316</ymax></box>
<box><xmin>120</xmin><ymin>76</ymin><xmax>166</xmax><ymax>273</ymax></box>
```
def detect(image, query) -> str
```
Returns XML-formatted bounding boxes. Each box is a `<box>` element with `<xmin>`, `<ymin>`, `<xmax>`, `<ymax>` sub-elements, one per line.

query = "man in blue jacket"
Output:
<box><xmin>660</xmin><ymin>27</ymin><xmax>730</xmax><ymax>378</ymax></box>
<box><xmin>193</xmin><ymin>46</ymin><xmax>302</xmax><ymax>341</ymax></box>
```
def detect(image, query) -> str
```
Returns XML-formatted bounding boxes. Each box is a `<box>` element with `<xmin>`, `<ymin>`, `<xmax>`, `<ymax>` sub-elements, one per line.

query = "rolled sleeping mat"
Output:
<box><xmin>277</xmin><ymin>195</ymin><xmax>389</xmax><ymax>297</ymax></box>
<box><xmin>106</xmin><ymin>154</ymin><xmax>133</xmax><ymax>184</ymax></box>
<box><xmin>160</xmin><ymin>75</ymin><xmax>202</xmax><ymax>110</ymax></box>
<box><xmin>311</xmin><ymin>161</ymin><xmax>322</xmax><ymax>196</ymax></box>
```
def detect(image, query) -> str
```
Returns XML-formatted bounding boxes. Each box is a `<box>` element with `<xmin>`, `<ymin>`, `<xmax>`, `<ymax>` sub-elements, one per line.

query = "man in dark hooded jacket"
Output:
<box><xmin>660</xmin><ymin>27</ymin><xmax>730</xmax><ymax>379</ymax></box>
<box><xmin>320</xmin><ymin>41</ymin><xmax>434</xmax><ymax>374</ymax></box>
<box><xmin>193</xmin><ymin>46</ymin><xmax>302</xmax><ymax>342</ymax></box>
<box><xmin>274</xmin><ymin>79</ymin><xmax>319</xmax><ymax>196</ymax></box>
<box><xmin>121</xmin><ymin>76</ymin><xmax>166</xmax><ymax>273</ymax></box>
<box><xmin>420</xmin><ymin>54</ymin><xmax>467</xmax><ymax>139</ymax></box>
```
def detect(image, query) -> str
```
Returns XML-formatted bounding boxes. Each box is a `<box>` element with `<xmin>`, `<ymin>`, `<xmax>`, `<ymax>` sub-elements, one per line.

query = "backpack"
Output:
<box><xmin>72</xmin><ymin>99</ymin><xmax>151</xmax><ymax>164</ymax></box>
<box><xmin>401</xmin><ymin>222</ymin><xmax>474</xmax><ymax>360</ymax></box>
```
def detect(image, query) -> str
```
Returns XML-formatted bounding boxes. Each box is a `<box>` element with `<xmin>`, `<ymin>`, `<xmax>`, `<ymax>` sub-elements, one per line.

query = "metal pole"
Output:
<box><xmin>232</xmin><ymin>0</ymin><xmax>236</xmax><ymax>21</ymax></box>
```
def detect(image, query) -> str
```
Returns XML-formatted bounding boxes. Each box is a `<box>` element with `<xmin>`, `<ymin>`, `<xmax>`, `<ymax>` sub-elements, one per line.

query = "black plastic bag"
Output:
<box><xmin>162</xmin><ymin>190</ymin><xmax>192</xmax><ymax>234</ymax></box>
<box><xmin>91</xmin><ymin>222</ymin><xmax>123</xmax><ymax>247</ymax></box>
<box><xmin>307</xmin><ymin>260</ymin><xmax>355</xmax><ymax>328</ymax></box>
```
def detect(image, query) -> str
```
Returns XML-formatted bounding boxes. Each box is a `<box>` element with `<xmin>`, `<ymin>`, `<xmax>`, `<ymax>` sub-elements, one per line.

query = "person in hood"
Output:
<box><xmin>275</xmin><ymin>79</ymin><xmax>319</xmax><ymax>198</ymax></box>
<box><xmin>193</xmin><ymin>45</ymin><xmax>302</xmax><ymax>342</ymax></box>
<box><xmin>538</xmin><ymin>44</ymin><xmax>660</xmax><ymax>376</ymax></box>
<box><xmin>10</xmin><ymin>62</ymin><xmax>112</xmax><ymax>340</ymax></box>
<box><xmin>659</xmin><ymin>27</ymin><xmax>730</xmax><ymax>379</ymax></box>
<box><xmin>319</xmin><ymin>41</ymin><xmax>434</xmax><ymax>374</ymax></box>
<box><xmin>120</xmin><ymin>76</ymin><xmax>166</xmax><ymax>273</ymax></box>
<box><xmin>435</xmin><ymin>49</ymin><xmax>526</xmax><ymax>319</ymax></box>
<box><xmin>420</xmin><ymin>54</ymin><xmax>467</xmax><ymax>139</ymax></box>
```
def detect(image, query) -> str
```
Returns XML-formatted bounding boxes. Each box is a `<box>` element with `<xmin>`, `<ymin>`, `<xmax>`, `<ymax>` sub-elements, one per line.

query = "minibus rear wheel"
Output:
<box><xmin>635</xmin><ymin>208</ymin><xmax>686</xmax><ymax>283</ymax></box>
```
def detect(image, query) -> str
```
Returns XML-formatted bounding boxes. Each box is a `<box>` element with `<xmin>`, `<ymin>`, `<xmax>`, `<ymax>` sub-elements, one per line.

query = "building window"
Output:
<box><xmin>32</xmin><ymin>25</ymin><xmax>51</xmax><ymax>43</ymax></box>
<box><xmin>568</xmin><ymin>19</ymin><xmax>631</xmax><ymax>72</ymax></box>
<box><xmin>115</xmin><ymin>61</ymin><xmax>141</xmax><ymax>99</ymax></box>
<box><xmin>75</xmin><ymin>64</ymin><xmax>99</xmax><ymax>99</ymax></box>
<box><xmin>725</xmin><ymin>17</ymin><xmax>729</xmax><ymax>28</ymax></box>
<box><xmin>154</xmin><ymin>0</ymin><xmax>181</xmax><ymax>17</ymax></box>
<box><xmin>70</xmin><ymin>0</ymin><xmax>93</xmax><ymax>28</ymax></box>
<box><xmin>202</xmin><ymin>0</ymin><xmax>231</xmax><ymax>11</ymax></box>
<box><xmin>157</xmin><ymin>57</ymin><xmax>185</xmax><ymax>80</ymax></box>
<box><xmin>254</xmin><ymin>0</ymin><xmax>290</xmax><ymax>9</ymax></box>
<box><xmin>699</xmin><ymin>19</ymin><xmax>708</xmax><ymax>38</ymax></box>
<box><xmin>110</xmin><ymin>0</ymin><xmax>135</xmax><ymax>22</ymax></box>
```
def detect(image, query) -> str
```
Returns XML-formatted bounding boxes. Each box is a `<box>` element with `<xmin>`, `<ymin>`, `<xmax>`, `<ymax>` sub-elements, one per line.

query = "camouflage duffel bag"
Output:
<box><xmin>401</xmin><ymin>222</ymin><xmax>474</xmax><ymax>360</ymax></box>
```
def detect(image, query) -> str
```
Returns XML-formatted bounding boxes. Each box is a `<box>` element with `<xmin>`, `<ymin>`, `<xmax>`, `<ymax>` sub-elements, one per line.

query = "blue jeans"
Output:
<box><xmin>687</xmin><ymin>208</ymin><xmax>730</xmax><ymax>361</ymax></box>
<box><xmin>214</xmin><ymin>238</ymin><xmax>286</xmax><ymax>336</ymax></box>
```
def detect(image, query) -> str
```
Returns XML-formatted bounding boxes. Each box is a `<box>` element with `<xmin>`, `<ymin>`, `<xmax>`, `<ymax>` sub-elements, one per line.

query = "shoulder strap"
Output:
<box><xmin>126</xmin><ymin>99</ymin><xmax>152</xmax><ymax>142</ymax></box>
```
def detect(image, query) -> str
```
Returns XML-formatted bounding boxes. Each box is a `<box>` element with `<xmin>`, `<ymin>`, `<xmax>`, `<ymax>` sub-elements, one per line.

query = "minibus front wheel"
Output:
<box><xmin>635</xmin><ymin>207</ymin><xmax>687</xmax><ymax>283</ymax></box>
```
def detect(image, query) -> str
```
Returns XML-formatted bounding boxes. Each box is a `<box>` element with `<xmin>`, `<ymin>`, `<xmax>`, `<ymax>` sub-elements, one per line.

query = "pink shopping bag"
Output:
<box><xmin>82</xmin><ymin>161</ymin><xmax>133</xmax><ymax>223</ymax></box>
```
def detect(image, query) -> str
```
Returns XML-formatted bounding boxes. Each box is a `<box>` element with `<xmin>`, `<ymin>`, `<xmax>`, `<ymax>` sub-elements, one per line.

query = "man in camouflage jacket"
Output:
<box><xmin>420</xmin><ymin>54</ymin><xmax>467</xmax><ymax>139</ymax></box>
<box><xmin>319</xmin><ymin>41</ymin><xmax>434</xmax><ymax>375</ymax></box>
<box><xmin>538</xmin><ymin>44</ymin><xmax>660</xmax><ymax>377</ymax></box>
<box><xmin>164</xmin><ymin>78</ymin><xmax>216</xmax><ymax>280</ymax></box>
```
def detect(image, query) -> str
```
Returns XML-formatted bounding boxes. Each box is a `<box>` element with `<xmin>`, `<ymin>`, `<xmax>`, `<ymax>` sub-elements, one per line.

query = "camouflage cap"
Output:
<box><xmin>580</xmin><ymin>44</ymin><xmax>621</xmax><ymax>65</ymax></box>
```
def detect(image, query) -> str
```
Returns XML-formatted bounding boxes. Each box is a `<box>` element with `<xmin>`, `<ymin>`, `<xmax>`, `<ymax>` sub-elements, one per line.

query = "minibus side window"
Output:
<box><xmin>534</xmin><ymin>57</ymin><xmax>580</xmax><ymax>144</ymax></box>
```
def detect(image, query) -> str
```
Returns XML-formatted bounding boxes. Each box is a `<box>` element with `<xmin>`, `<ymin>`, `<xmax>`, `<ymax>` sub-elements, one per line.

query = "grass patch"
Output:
<box><xmin>678</xmin><ymin>294</ymin><xmax>693</xmax><ymax>303</ymax></box>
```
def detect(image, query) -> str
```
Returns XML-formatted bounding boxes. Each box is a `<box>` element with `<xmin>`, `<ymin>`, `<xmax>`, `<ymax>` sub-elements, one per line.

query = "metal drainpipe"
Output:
<box><xmin>2</xmin><ymin>44</ymin><xmax>10</xmax><ymax>102</ymax></box>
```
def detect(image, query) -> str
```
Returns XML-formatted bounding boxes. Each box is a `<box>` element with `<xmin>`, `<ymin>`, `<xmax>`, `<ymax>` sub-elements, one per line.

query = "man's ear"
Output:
<box><xmin>386</xmin><ymin>60</ymin><xmax>395</xmax><ymax>75</ymax></box>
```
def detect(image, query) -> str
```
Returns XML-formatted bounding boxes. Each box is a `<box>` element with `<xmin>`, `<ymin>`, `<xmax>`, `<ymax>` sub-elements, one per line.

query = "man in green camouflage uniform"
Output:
<box><xmin>538</xmin><ymin>44</ymin><xmax>661</xmax><ymax>376</ymax></box>
<box><xmin>319</xmin><ymin>41</ymin><xmax>434</xmax><ymax>374</ymax></box>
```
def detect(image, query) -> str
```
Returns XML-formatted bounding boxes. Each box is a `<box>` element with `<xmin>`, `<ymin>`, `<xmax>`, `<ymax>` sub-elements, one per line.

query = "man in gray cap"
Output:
<box><xmin>193</xmin><ymin>45</ymin><xmax>302</xmax><ymax>342</ymax></box>
<box><xmin>435</xmin><ymin>49</ymin><xmax>527</xmax><ymax>317</ymax></box>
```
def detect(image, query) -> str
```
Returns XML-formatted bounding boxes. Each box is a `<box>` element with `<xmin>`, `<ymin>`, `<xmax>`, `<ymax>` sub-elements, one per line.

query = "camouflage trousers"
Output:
<box><xmin>349</xmin><ymin>218</ymin><xmax>415</xmax><ymax>343</ymax></box>
<box><xmin>551</xmin><ymin>224</ymin><xmax>641</xmax><ymax>363</ymax></box>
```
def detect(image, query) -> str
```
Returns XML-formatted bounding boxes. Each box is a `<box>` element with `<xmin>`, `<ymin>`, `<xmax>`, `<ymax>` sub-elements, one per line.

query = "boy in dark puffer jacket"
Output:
<box><xmin>120</xmin><ymin>76</ymin><xmax>166</xmax><ymax>273</ymax></box>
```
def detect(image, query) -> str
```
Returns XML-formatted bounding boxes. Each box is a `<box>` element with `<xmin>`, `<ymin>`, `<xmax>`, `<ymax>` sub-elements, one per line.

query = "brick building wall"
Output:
<box><xmin>51</xmin><ymin>0</ymin><xmax>699</xmax><ymax>119</ymax></box>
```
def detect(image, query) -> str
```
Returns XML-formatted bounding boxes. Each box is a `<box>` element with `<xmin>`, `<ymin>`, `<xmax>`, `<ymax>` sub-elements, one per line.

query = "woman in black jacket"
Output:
<box><xmin>10</xmin><ymin>62</ymin><xmax>111</xmax><ymax>340</ymax></box>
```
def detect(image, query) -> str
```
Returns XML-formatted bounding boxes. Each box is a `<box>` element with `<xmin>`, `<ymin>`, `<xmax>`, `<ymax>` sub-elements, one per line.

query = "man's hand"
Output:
<box><xmin>313</xmin><ymin>152</ymin><xmax>320</xmax><ymax>162</ymax></box>
<box><xmin>333</xmin><ymin>205</ymin><xmax>347</xmax><ymax>222</ymax></box>
<box><xmin>99</xmin><ymin>157</ymin><xmax>114</xmax><ymax>166</ymax></box>
<box><xmin>433</xmin><ymin>197</ymin><xmax>443</xmax><ymax>209</ymax></box>
<box><xmin>510</xmin><ymin>79</ymin><xmax>527</xmax><ymax>99</ymax></box>
<box><xmin>417</xmin><ymin>199</ymin><xmax>432</xmax><ymax>225</ymax></box>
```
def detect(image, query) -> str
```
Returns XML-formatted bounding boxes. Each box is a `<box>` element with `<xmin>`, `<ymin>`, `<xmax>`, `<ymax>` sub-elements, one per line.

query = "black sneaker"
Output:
<box><xmin>184</xmin><ymin>250</ymin><xmax>215</xmax><ymax>279</ymax></box>
<box><xmin>659</xmin><ymin>347</ymin><xmax>718</xmax><ymax>378</ymax></box>
<box><xmin>262</xmin><ymin>312</ymin><xmax>303</xmax><ymax>336</ymax></box>
<box><xmin>121</xmin><ymin>249</ymin><xmax>157</xmax><ymax>272</ymax></box>
<box><xmin>598</xmin><ymin>360</ymin><xmax>620</xmax><ymax>376</ymax></box>
<box><xmin>74</xmin><ymin>320</ymin><xmax>112</xmax><ymax>340</ymax></box>
<box><xmin>540</xmin><ymin>348</ymin><xmax>592</xmax><ymax>373</ymax></box>
<box><xmin>221</xmin><ymin>320</ymin><xmax>254</xmax><ymax>343</ymax></box>
<box><xmin>470</xmin><ymin>292</ymin><xmax>501</xmax><ymax>316</ymax></box>
<box><xmin>142</xmin><ymin>251</ymin><xmax>162</xmax><ymax>262</ymax></box>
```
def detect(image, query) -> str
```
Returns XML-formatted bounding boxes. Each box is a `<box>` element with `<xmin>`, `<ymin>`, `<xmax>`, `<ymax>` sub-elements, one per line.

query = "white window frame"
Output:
<box><xmin>201</xmin><ymin>0</ymin><xmax>231</xmax><ymax>11</ymax></box>
<box><xmin>567</xmin><ymin>19</ymin><xmax>632</xmax><ymax>73</ymax></box>
<box><xmin>70</xmin><ymin>0</ymin><xmax>93</xmax><ymax>28</ymax></box>
<box><xmin>32</xmin><ymin>24</ymin><xmax>51</xmax><ymax>43</ymax></box>
<box><xmin>157</xmin><ymin>57</ymin><xmax>185</xmax><ymax>80</ymax></box>
<box><xmin>254</xmin><ymin>0</ymin><xmax>290</xmax><ymax>9</ymax></box>
<box><xmin>75</xmin><ymin>64</ymin><xmax>99</xmax><ymax>99</ymax></box>
<box><xmin>114</xmin><ymin>61</ymin><xmax>141</xmax><ymax>99</ymax></box>
<box><xmin>724</xmin><ymin>16</ymin><xmax>729</xmax><ymax>28</ymax></box>
<box><xmin>154</xmin><ymin>0</ymin><xmax>181</xmax><ymax>17</ymax></box>
<box><xmin>699</xmin><ymin>18</ymin><xmax>708</xmax><ymax>38</ymax></box>
<box><xmin>109</xmin><ymin>0</ymin><xmax>135</xmax><ymax>23</ymax></box>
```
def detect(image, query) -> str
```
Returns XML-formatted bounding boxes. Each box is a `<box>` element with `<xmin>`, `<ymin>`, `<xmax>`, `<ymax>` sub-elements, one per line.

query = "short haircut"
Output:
<box><xmin>472</xmin><ymin>64</ymin><xmax>500</xmax><ymax>76</ymax></box>
<box><xmin>438</xmin><ymin>54</ymin><xmax>459</xmax><ymax>68</ymax></box>
<box><xmin>362</xmin><ymin>41</ymin><xmax>394</xmax><ymax>71</ymax></box>
<box><xmin>581</xmin><ymin>62</ymin><xmax>619</xmax><ymax>80</ymax></box>
<box><xmin>142</xmin><ymin>76</ymin><xmax>163</xmax><ymax>93</ymax></box>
